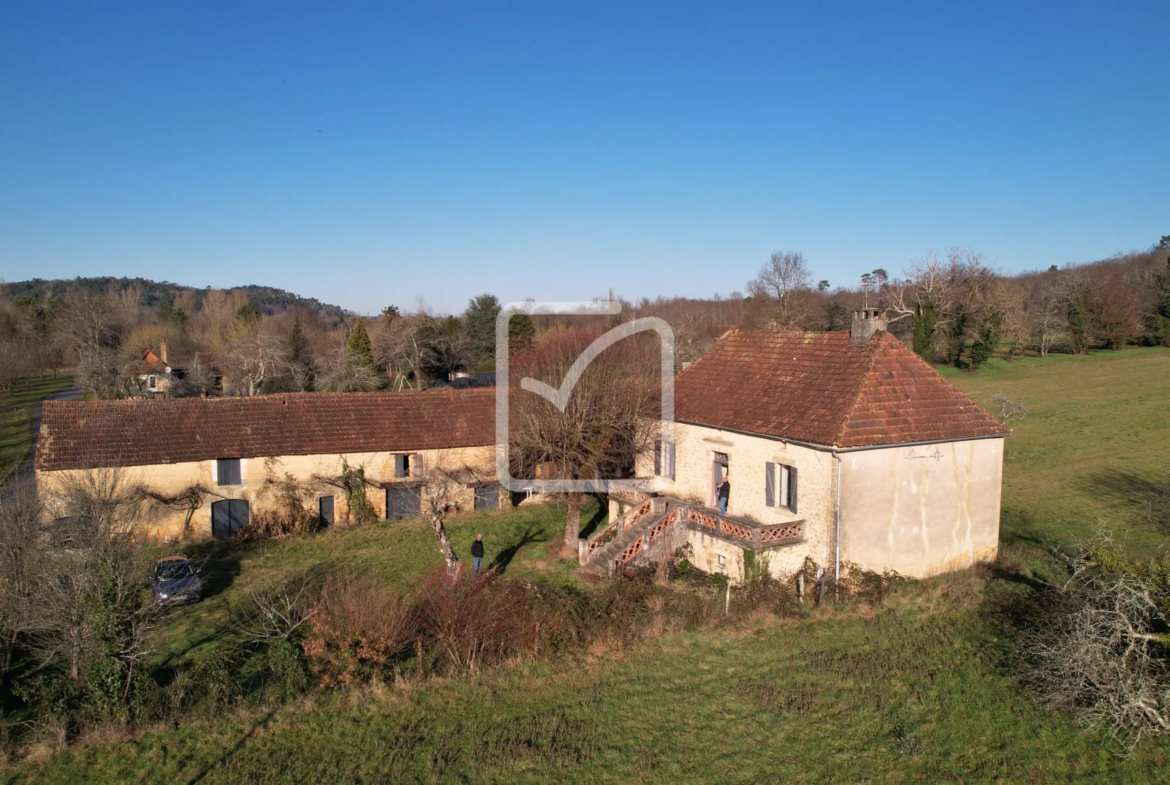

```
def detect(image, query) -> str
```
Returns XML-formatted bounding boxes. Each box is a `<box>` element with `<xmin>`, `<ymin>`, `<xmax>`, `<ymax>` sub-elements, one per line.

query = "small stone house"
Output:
<box><xmin>135</xmin><ymin>344</ymin><xmax>173</xmax><ymax>396</ymax></box>
<box><xmin>34</xmin><ymin>389</ymin><xmax>502</xmax><ymax>540</ymax></box>
<box><xmin>589</xmin><ymin>312</ymin><xmax>1010</xmax><ymax>582</ymax></box>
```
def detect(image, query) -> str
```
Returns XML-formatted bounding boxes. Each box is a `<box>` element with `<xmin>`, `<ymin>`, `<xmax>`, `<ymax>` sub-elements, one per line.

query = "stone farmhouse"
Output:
<box><xmin>35</xmin><ymin>312</ymin><xmax>1009</xmax><ymax>585</ymax></box>
<box><xmin>583</xmin><ymin>312</ymin><xmax>1010</xmax><ymax>582</ymax></box>
<box><xmin>34</xmin><ymin>389</ymin><xmax>501</xmax><ymax>540</ymax></box>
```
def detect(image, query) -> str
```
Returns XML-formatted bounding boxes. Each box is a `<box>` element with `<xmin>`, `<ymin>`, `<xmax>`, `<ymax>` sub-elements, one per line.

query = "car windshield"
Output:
<box><xmin>157</xmin><ymin>561</ymin><xmax>193</xmax><ymax>580</ymax></box>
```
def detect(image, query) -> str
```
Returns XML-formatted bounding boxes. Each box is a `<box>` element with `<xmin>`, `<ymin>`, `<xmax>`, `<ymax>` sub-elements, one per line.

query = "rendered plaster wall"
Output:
<box><xmin>37</xmin><ymin>444</ymin><xmax>498</xmax><ymax>541</ymax></box>
<box><xmin>838</xmin><ymin>438</ymin><xmax>1004</xmax><ymax>578</ymax></box>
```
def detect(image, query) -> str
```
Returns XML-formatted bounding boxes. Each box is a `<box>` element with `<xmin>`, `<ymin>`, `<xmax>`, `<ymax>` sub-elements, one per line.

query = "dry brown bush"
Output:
<box><xmin>415</xmin><ymin>570</ymin><xmax>538</xmax><ymax>672</ymax></box>
<box><xmin>302</xmin><ymin>576</ymin><xmax>418</xmax><ymax>686</ymax></box>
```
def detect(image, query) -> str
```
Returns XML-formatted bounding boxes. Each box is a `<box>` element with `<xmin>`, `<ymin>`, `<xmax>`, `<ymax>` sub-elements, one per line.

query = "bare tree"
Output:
<box><xmin>314</xmin><ymin>346</ymin><xmax>380</xmax><ymax>392</ymax></box>
<box><xmin>222</xmin><ymin>332</ymin><xmax>285</xmax><ymax>395</ymax></box>
<box><xmin>0</xmin><ymin>477</ymin><xmax>46</xmax><ymax>678</ymax></box>
<box><xmin>371</xmin><ymin>308</ymin><xmax>427</xmax><ymax>389</ymax></box>
<box><xmin>747</xmin><ymin>251</ymin><xmax>814</xmax><ymax>329</ymax></box>
<box><xmin>1023</xmin><ymin>276</ymin><xmax>1065</xmax><ymax>357</ymax></box>
<box><xmin>420</xmin><ymin>464</ymin><xmax>474</xmax><ymax>576</ymax></box>
<box><xmin>1021</xmin><ymin>532</ymin><xmax>1170</xmax><ymax>752</ymax></box>
<box><xmin>29</xmin><ymin>469</ymin><xmax>162</xmax><ymax>717</ymax></box>
<box><xmin>508</xmin><ymin>327</ymin><xmax>661</xmax><ymax>556</ymax></box>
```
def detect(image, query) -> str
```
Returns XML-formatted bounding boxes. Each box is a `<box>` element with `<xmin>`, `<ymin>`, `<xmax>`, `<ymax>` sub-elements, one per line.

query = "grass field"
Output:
<box><xmin>0</xmin><ymin>375</ymin><xmax>75</xmax><ymax>482</ymax></box>
<box><xmin>938</xmin><ymin>347</ymin><xmax>1170</xmax><ymax>556</ymax></box>
<box><xmin>154</xmin><ymin>501</ymin><xmax>598</xmax><ymax>668</ymax></box>
<box><xmin>6</xmin><ymin>349</ymin><xmax>1170</xmax><ymax>783</ymax></box>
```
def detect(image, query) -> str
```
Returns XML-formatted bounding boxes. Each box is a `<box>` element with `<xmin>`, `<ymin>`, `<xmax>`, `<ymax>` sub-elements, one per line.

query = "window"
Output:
<box><xmin>147</xmin><ymin>374</ymin><xmax>158</xmax><ymax>392</ymax></box>
<box><xmin>394</xmin><ymin>454</ymin><xmax>410</xmax><ymax>478</ymax></box>
<box><xmin>653</xmin><ymin>440</ymin><xmax>676</xmax><ymax>480</ymax></box>
<box><xmin>716</xmin><ymin>554</ymin><xmax>727</xmax><ymax>572</ymax></box>
<box><xmin>216</xmin><ymin>458</ymin><xmax>242</xmax><ymax>486</ymax></box>
<box><xmin>474</xmin><ymin>485</ymin><xmax>499</xmax><ymax>511</ymax></box>
<box><xmin>319</xmin><ymin>496</ymin><xmax>335</xmax><ymax>527</ymax></box>
<box><xmin>765</xmin><ymin>462</ymin><xmax>798</xmax><ymax>514</ymax></box>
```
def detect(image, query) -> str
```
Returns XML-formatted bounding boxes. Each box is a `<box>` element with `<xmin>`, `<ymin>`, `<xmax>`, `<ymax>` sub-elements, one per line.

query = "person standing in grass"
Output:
<box><xmin>718</xmin><ymin>473</ymin><xmax>730</xmax><ymax>516</ymax></box>
<box><xmin>471</xmin><ymin>534</ymin><xmax>485</xmax><ymax>575</ymax></box>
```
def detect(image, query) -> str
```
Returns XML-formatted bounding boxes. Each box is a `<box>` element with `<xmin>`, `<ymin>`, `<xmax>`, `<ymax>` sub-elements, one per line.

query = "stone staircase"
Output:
<box><xmin>580</xmin><ymin>496</ymin><xmax>684</xmax><ymax>577</ymax></box>
<box><xmin>580</xmin><ymin>493</ymin><xmax>807</xmax><ymax>578</ymax></box>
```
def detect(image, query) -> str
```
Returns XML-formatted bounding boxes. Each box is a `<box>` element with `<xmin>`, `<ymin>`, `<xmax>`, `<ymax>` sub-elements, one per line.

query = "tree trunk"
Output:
<box><xmin>562</xmin><ymin>494</ymin><xmax>582</xmax><ymax>557</ymax></box>
<box><xmin>430</xmin><ymin>513</ymin><xmax>461</xmax><ymax>576</ymax></box>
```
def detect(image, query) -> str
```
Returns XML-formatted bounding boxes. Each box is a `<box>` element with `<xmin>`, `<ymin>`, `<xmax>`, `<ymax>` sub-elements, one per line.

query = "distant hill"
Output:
<box><xmin>0</xmin><ymin>277</ymin><xmax>350</xmax><ymax>322</ymax></box>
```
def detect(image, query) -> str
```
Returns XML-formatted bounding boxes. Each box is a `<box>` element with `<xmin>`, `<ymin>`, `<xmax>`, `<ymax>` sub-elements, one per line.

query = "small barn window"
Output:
<box><xmin>147</xmin><ymin>374</ymin><xmax>158</xmax><ymax>392</ymax></box>
<box><xmin>394</xmin><ymin>455</ymin><xmax>410</xmax><ymax>478</ymax></box>
<box><xmin>217</xmin><ymin>458</ymin><xmax>242</xmax><ymax>486</ymax></box>
<box><xmin>765</xmin><ymin>462</ymin><xmax>798</xmax><ymax>513</ymax></box>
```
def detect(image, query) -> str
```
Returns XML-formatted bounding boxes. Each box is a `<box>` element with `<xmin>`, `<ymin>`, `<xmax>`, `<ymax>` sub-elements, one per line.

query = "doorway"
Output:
<box><xmin>386</xmin><ymin>486</ymin><xmax>422</xmax><ymax>519</ymax></box>
<box><xmin>710</xmin><ymin>452</ymin><xmax>729</xmax><ymax>508</ymax></box>
<box><xmin>319</xmin><ymin>496</ymin><xmax>335</xmax><ymax>528</ymax></box>
<box><xmin>211</xmin><ymin>499</ymin><xmax>249</xmax><ymax>538</ymax></box>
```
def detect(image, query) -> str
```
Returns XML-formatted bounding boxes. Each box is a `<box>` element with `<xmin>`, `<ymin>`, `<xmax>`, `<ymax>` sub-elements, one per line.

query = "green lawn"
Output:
<box><xmin>0</xmin><ymin>374</ymin><xmax>75</xmax><ymax>482</ymax></box>
<box><xmin>153</xmin><ymin>501</ymin><xmax>599</xmax><ymax>668</ymax></box>
<box><xmin>7</xmin><ymin>349</ymin><xmax>1170</xmax><ymax>783</ymax></box>
<box><xmin>939</xmin><ymin>347</ymin><xmax>1170</xmax><ymax>555</ymax></box>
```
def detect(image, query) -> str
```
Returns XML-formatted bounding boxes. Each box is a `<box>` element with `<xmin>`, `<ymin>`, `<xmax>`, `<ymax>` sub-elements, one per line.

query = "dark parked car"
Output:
<box><xmin>150</xmin><ymin>555</ymin><xmax>203</xmax><ymax>605</ymax></box>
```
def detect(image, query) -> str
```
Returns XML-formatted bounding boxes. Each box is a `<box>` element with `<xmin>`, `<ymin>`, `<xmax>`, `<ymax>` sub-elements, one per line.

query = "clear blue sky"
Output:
<box><xmin>1</xmin><ymin>1</ymin><xmax>1167</xmax><ymax>315</ymax></box>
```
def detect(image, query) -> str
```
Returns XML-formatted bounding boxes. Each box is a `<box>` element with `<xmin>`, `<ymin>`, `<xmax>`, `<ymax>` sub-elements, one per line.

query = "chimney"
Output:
<box><xmin>159</xmin><ymin>342</ymin><xmax>168</xmax><ymax>364</ymax></box>
<box><xmin>850</xmin><ymin>309</ymin><xmax>888</xmax><ymax>346</ymax></box>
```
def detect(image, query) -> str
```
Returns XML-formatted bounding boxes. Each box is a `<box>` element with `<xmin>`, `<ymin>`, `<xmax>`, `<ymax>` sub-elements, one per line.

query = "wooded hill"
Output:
<box><xmin>0</xmin><ymin>277</ymin><xmax>349</xmax><ymax>323</ymax></box>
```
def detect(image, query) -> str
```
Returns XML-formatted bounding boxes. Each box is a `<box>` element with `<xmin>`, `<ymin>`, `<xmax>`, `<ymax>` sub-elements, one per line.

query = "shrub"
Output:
<box><xmin>416</xmin><ymin>570</ymin><xmax>537</xmax><ymax>672</ymax></box>
<box><xmin>302</xmin><ymin>576</ymin><xmax>418</xmax><ymax>686</ymax></box>
<box><xmin>1019</xmin><ymin>535</ymin><xmax>1170</xmax><ymax>752</ymax></box>
<box><xmin>241</xmin><ymin>473</ymin><xmax>319</xmax><ymax>540</ymax></box>
<box><xmin>266</xmin><ymin>637</ymin><xmax>310</xmax><ymax>701</ymax></box>
<box><xmin>188</xmin><ymin>643</ymin><xmax>246</xmax><ymax>713</ymax></box>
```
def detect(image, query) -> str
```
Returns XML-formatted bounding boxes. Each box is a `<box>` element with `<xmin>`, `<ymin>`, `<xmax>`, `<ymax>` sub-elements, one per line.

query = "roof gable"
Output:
<box><xmin>673</xmin><ymin>330</ymin><xmax>1008</xmax><ymax>448</ymax></box>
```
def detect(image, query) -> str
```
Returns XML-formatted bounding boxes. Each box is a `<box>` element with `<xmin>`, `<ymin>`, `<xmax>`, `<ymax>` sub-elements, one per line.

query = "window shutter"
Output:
<box><xmin>654</xmin><ymin>441</ymin><xmax>662</xmax><ymax>476</ymax></box>
<box><xmin>765</xmin><ymin>462</ymin><xmax>776</xmax><ymax>507</ymax></box>
<box><xmin>217</xmin><ymin>458</ymin><xmax>241</xmax><ymax>486</ymax></box>
<box><xmin>411</xmin><ymin>453</ymin><xmax>424</xmax><ymax>477</ymax></box>
<box><xmin>787</xmin><ymin>465</ymin><xmax>798</xmax><ymax>514</ymax></box>
<box><xmin>666</xmin><ymin>442</ymin><xmax>676</xmax><ymax>480</ymax></box>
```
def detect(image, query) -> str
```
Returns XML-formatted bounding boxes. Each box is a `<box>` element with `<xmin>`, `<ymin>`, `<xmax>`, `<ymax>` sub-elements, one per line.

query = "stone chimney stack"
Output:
<box><xmin>850</xmin><ymin>309</ymin><xmax>888</xmax><ymax>346</ymax></box>
<box><xmin>160</xmin><ymin>342</ymin><xmax>168</xmax><ymax>364</ymax></box>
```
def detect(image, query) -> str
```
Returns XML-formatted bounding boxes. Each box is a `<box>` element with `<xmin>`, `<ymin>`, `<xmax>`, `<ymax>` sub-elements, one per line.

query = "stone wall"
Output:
<box><xmin>37</xmin><ymin>444</ymin><xmax>499</xmax><ymax>541</ymax></box>
<box><xmin>640</xmin><ymin>421</ymin><xmax>836</xmax><ymax>579</ymax></box>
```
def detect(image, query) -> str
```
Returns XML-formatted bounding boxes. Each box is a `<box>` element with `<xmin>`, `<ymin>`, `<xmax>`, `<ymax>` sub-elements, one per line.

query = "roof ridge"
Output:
<box><xmin>831</xmin><ymin>336</ymin><xmax>885</xmax><ymax>446</ymax></box>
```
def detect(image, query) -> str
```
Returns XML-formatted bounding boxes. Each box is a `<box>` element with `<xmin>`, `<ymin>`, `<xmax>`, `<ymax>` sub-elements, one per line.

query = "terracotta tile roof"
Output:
<box><xmin>35</xmin><ymin>389</ymin><xmax>495</xmax><ymax>471</ymax></box>
<box><xmin>674</xmin><ymin>330</ymin><xmax>1009</xmax><ymax>448</ymax></box>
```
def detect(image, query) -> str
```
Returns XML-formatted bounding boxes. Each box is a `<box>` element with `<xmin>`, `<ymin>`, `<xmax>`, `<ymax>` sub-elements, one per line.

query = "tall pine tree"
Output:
<box><xmin>346</xmin><ymin>317</ymin><xmax>374</xmax><ymax>368</ymax></box>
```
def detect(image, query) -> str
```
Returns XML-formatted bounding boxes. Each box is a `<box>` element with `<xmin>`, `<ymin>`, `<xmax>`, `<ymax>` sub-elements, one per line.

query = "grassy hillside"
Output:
<box><xmin>6</xmin><ymin>349</ymin><xmax>1170</xmax><ymax>783</ymax></box>
<box><xmin>0</xmin><ymin>374</ymin><xmax>75</xmax><ymax>482</ymax></box>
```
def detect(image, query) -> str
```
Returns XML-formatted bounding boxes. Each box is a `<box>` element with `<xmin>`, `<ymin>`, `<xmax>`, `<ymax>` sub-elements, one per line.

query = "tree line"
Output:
<box><xmin>2</xmin><ymin>236</ymin><xmax>1167</xmax><ymax>399</ymax></box>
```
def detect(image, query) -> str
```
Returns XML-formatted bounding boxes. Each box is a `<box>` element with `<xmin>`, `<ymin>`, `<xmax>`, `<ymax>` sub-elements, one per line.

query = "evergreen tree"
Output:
<box><xmin>346</xmin><ymin>318</ymin><xmax>374</xmax><ymax>367</ymax></box>
<box><xmin>462</xmin><ymin>294</ymin><xmax>501</xmax><ymax>362</ymax></box>
<box><xmin>507</xmin><ymin>312</ymin><xmax>536</xmax><ymax>353</ymax></box>
<box><xmin>287</xmin><ymin>316</ymin><xmax>316</xmax><ymax>390</ymax></box>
